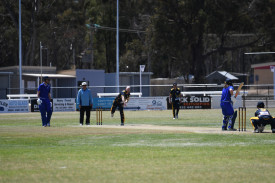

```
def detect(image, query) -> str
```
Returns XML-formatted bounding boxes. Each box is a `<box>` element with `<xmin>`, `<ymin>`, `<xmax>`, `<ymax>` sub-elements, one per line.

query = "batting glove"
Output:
<box><xmin>37</xmin><ymin>99</ymin><xmax>42</xmax><ymax>105</ymax></box>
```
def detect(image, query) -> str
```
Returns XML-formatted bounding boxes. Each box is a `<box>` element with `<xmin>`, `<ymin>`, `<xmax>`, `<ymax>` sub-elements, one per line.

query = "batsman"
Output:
<box><xmin>37</xmin><ymin>76</ymin><xmax>52</xmax><ymax>127</ymax></box>
<box><xmin>111</xmin><ymin>86</ymin><xmax>131</xmax><ymax>126</ymax></box>
<box><xmin>220</xmin><ymin>79</ymin><xmax>236</xmax><ymax>131</ymax></box>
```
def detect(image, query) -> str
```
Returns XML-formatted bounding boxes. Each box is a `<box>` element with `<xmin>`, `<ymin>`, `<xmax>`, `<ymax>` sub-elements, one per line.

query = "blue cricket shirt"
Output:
<box><xmin>77</xmin><ymin>88</ymin><xmax>93</xmax><ymax>106</ymax></box>
<box><xmin>221</xmin><ymin>86</ymin><xmax>233</xmax><ymax>102</ymax></box>
<box><xmin>38</xmin><ymin>83</ymin><xmax>51</xmax><ymax>99</ymax></box>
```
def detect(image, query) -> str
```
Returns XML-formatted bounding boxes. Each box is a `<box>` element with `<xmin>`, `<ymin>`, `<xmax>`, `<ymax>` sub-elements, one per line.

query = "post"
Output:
<box><xmin>238</xmin><ymin>107</ymin><xmax>240</xmax><ymax>131</ymax></box>
<box><xmin>140</xmin><ymin>65</ymin><xmax>145</xmax><ymax>94</ymax></box>
<box><xmin>40</xmin><ymin>42</ymin><xmax>43</xmax><ymax>83</ymax></box>
<box><xmin>244</xmin><ymin>107</ymin><xmax>246</xmax><ymax>131</ymax></box>
<box><xmin>241</xmin><ymin>107</ymin><xmax>243</xmax><ymax>131</ymax></box>
<box><xmin>37</xmin><ymin>77</ymin><xmax>39</xmax><ymax>87</ymax></box>
<box><xmin>270</xmin><ymin>66</ymin><xmax>275</xmax><ymax>100</ymax></box>
<box><xmin>140</xmin><ymin>67</ymin><xmax>141</xmax><ymax>93</ymax></box>
<box><xmin>273</xmin><ymin>68</ymin><xmax>275</xmax><ymax>100</ymax></box>
<box><xmin>242</xmin><ymin>52</ymin><xmax>246</xmax><ymax>107</ymax></box>
<box><xmin>116</xmin><ymin>0</ymin><xmax>120</xmax><ymax>93</ymax></box>
<box><xmin>96</xmin><ymin>108</ymin><xmax>98</xmax><ymax>125</ymax></box>
<box><xmin>90</xmin><ymin>23</ymin><xmax>94</xmax><ymax>68</ymax></box>
<box><xmin>19</xmin><ymin>0</ymin><xmax>23</xmax><ymax>94</ymax></box>
<box><xmin>73</xmin><ymin>47</ymin><xmax>75</xmax><ymax>69</ymax></box>
<box><xmin>70</xmin><ymin>43</ymin><xmax>76</xmax><ymax>69</ymax></box>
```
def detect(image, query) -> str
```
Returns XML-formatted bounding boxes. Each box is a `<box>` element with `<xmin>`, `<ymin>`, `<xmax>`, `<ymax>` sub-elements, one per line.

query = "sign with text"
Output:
<box><xmin>167</xmin><ymin>96</ymin><xmax>211</xmax><ymax>109</ymax></box>
<box><xmin>126</xmin><ymin>97</ymin><xmax>167</xmax><ymax>110</ymax></box>
<box><xmin>92</xmin><ymin>97</ymin><xmax>115</xmax><ymax>110</ymax></box>
<box><xmin>31</xmin><ymin>99</ymin><xmax>40</xmax><ymax>112</ymax></box>
<box><xmin>31</xmin><ymin>99</ymin><xmax>53</xmax><ymax>112</ymax></box>
<box><xmin>92</xmin><ymin>97</ymin><xmax>167</xmax><ymax>110</ymax></box>
<box><xmin>0</xmin><ymin>100</ymin><xmax>29</xmax><ymax>113</ymax></box>
<box><xmin>53</xmin><ymin>98</ymin><xmax>76</xmax><ymax>112</ymax></box>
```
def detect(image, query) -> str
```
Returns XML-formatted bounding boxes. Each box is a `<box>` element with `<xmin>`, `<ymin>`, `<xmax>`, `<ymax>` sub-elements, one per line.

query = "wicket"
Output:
<box><xmin>238</xmin><ymin>107</ymin><xmax>246</xmax><ymax>131</ymax></box>
<box><xmin>96</xmin><ymin>106</ymin><xmax>103</xmax><ymax>125</ymax></box>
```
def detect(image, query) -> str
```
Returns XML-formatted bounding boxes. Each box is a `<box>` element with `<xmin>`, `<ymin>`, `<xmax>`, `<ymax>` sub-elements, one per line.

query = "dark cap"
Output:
<box><xmin>257</xmin><ymin>101</ymin><xmax>265</xmax><ymax>108</ymax></box>
<box><xmin>173</xmin><ymin>82</ymin><xmax>177</xmax><ymax>86</ymax></box>
<box><xmin>43</xmin><ymin>76</ymin><xmax>50</xmax><ymax>81</ymax></box>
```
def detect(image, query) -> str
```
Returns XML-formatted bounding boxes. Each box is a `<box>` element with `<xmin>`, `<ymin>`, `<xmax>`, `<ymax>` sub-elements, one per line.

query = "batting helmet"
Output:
<box><xmin>257</xmin><ymin>101</ymin><xmax>265</xmax><ymax>108</ymax></box>
<box><xmin>43</xmin><ymin>76</ymin><xmax>50</xmax><ymax>81</ymax></box>
<box><xmin>225</xmin><ymin>79</ymin><xmax>233</xmax><ymax>86</ymax></box>
<box><xmin>173</xmin><ymin>82</ymin><xmax>177</xmax><ymax>86</ymax></box>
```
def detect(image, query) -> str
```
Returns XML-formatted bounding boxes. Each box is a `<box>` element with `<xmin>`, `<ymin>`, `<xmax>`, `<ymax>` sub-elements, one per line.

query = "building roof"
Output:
<box><xmin>23</xmin><ymin>73</ymin><xmax>75</xmax><ymax>78</ymax></box>
<box><xmin>251</xmin><ymin>62</ymin><xmax>275</xmax><ymax>69</ymax></box>
<box><xmin>206</xmin><ymin>71</ymin><xmax>238</xmax><ymax>80</ymax></box>
<box><xmin>0</xmin><ymin>72</ymin><xmax>13</xmax><ymax>75</ymax></box>
<box><xmin>0</xmin><ymin>65</ymin><xmax>56</xmax><ymax>71</ymax></box>
<box><xmin>119</xmin><ymin>72</ymin><xmax>153</xmax><ymax>75</ymax></box>
<box><xmin>57</xmin><ymin>70</ymin><xmax>76</xmax><ymax>76</ymax></box>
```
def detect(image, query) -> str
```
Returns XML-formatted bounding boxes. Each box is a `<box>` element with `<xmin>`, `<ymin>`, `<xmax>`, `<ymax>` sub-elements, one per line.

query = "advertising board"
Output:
<box><xmin>53</xmin><ymin>98</ymin><xmax>76</xmax><ymax>112</ymax></box>
<box><xmin>167</xmin><ymin>96</ymin><xmax>211</xmax><ymax>109</ymax></box>
<box><xmin>0</xmin><ymin>100</ymin><xmax>29</xmax><ymax>113</ymax></box>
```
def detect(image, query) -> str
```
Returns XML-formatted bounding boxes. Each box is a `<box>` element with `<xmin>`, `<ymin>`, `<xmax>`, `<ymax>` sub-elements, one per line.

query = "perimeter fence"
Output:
<box><xmin>2</xmin><ymin>83</ymin><xmax>275</xmax><ymax>108</ymax></box>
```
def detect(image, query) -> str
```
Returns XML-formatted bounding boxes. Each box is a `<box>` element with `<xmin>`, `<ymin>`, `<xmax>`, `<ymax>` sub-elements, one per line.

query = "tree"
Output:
<box><xmin>150</xmin><ymin>0</ymin><xmax>272</xmax><ymax>82</ymax></box>
<box><xmin>1</xmin><ymin>0</ymin><xmax>274</xmax><ymax>78</ymax></box>
<box><xmin>0</xmin><ymin>0</ymin><xmax>87</xmax><ymax>70</ymax></box>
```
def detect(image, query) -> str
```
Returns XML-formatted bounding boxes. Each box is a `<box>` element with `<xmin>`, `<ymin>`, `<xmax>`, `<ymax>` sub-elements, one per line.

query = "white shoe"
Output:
<box><xmin>80</xmin><ymin>123</ymin><xmax>83</xmax><ymax>126</ymax></box>
<box><xmin>111</xmin><ymin>113</ymin><xmax>114</xmax><ymax>117</ymax></box>
<box><xmin>173</xmin><ymin>118</ymin><xmax>175</xmax><ymax>120</ymax></box>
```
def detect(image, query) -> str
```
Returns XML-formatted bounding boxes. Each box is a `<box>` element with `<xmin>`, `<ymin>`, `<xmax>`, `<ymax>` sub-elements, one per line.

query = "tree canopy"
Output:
<box><xmin>1</xmin><ymin>0</ymin><xmax>274</xmax><ymax>83</ymax></box>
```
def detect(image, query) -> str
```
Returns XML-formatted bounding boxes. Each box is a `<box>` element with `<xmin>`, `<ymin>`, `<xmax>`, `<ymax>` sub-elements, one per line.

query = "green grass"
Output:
<box><xmin>1</xmin><ymin>109</ymin><xmax>275</xmax><ymax>183</ymax></box>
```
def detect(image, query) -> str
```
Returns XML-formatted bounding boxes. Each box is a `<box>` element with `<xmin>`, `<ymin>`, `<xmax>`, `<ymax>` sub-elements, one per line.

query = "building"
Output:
<box><xmin>0</xmin><ymin>66</ymin><xmax>75</xmax><ymax>99</ymax></box>
<box><xmin>0</xmin><ymin>66</ymin><xmax>153</xmax><ymax>99</ymax></box>
<box><xmin>251</xmin><ymin>62</ymin><xmax>275</xmax><ymax>84</ymax></box>
<box><xmin>105</xmin><ymin>72</ymin><xmax>153</xmax><ymax>95</ymax></box>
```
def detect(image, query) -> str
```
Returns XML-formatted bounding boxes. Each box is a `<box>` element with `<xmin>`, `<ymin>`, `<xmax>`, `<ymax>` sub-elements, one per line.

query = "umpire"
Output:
<box><xmin>37</xmin><ymin>76</ymin><xmax>52</xmax><ymax>127</ymax></box>
<box><xmin>111</xmin><ymin>86</ymin><xmax>131</xmax><ymax>126</ymax></box>
<box><xmin>77</xmin><ymin>82</ymin><xmax>93</xmax><ymax>125</ymax></box>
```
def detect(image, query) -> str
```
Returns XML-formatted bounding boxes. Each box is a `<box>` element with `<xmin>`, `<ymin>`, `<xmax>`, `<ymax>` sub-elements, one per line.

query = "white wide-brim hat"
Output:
<box><xmin>81</xmin><ymin>82</ymin><xmax>87</xmax><ymax>86</ymax></box>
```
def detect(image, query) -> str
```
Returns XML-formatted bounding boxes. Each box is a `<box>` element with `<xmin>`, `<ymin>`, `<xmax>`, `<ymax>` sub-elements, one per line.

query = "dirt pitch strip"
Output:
<box><xmin>74</xmin><ymin>124</ymin><xmax>253</xmax><ymax>134</ymax></box>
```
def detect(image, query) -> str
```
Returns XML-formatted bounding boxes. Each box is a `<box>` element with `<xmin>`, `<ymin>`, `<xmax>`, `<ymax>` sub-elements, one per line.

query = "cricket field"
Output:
<box><xmin>1</xmin><ymin>109</ymin><xmax>275</xmax><ymax>183</ymax></box>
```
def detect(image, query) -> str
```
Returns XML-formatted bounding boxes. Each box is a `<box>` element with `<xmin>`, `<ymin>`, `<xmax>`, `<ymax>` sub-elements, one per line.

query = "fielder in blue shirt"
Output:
<box><xmin>220</xmin><ymin>79</ymin><xmax>236</xmax><ymax>131</ymax></box>
<box><xmin>37</xmin><ymin>76</ymin><xmax>52</xmax><ymax>127</ymax></box>
<box><xmin>77</xmin><ymin>82</ymin><xmax>93</xmax><ymax>125</ymax></box>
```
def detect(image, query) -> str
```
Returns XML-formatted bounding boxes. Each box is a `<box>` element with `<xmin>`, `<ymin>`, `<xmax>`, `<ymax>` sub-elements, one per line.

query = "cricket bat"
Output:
<box><xmin>234</xmin><ymin>82</ymin><xmax>244</xmax><ymax>98</ymax></box>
